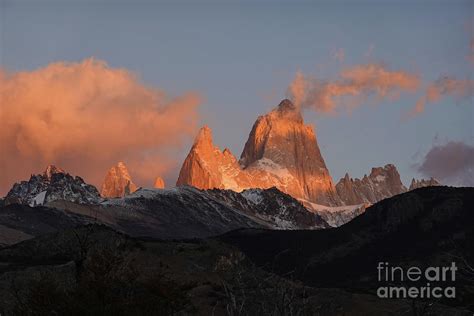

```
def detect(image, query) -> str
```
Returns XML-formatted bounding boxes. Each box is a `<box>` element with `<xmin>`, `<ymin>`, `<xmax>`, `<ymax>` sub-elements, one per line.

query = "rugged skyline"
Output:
<box><xmin>1</xmin><ymin>2</ymin><xmax>473</xmax><ymax>314</ymax></box>
<box><xmin>1</xmin><ymin>0</ymin><xmax>473</xmax><ymax>193</ymax></box>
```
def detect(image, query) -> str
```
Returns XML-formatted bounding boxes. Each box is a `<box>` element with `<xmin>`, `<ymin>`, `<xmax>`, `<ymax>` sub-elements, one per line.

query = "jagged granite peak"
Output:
<box><xmin>154</xmin><ymin>176</ymin><xmax>165</xmax><ymax>189</ymax></box>
<box><xmin>193</xmin><ymin>124</ymin><xmax>214</xmax><ymax>148</ymax></box>
<box><xmin>409</xmin><ymin>177</ymin><xmax>441</xmax><ymax>190</ymax></box>
<box><xmin>177</xmin><ymin>126</ymin><xmax>248</xmax><ymax>191</ymax></box>
<box><xmin>336</xmin><ymin>164</ymin><xmax>408</xmax><ymax>205</ymax></box>
<box><xmin>177</xmin><ymin>100</ymin><xmax>342</xmax><ymax>206</ymax></box>
<box><xmin>4</xmin><ymin>165</ymin><xmax>101</xmax><ymax>206</ymax></box>
<box><xmin>240</xmin><ymin>99</ymin><xmax>341</xmax><ymax>205</ymax></box>
<box><xmin>101</xmin><ymin>162</ymin><xmax>138</xmax><ymax>198</ymax></box>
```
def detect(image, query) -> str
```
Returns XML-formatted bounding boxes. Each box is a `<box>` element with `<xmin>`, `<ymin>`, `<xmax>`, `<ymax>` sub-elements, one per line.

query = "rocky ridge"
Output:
<box><xmin>4</xmin><ymin>165</ymin><xmax>101</xmax><ymax>206</ymax></box>
<box><xmin>335</xmin><ymin>164</ymin><xmax>407</xmax><ymax>205</ymax></box>
<box><xmin>409</xmin><ymin>177</ymin><xmax>441</xmax><ymax>190</ymax></box>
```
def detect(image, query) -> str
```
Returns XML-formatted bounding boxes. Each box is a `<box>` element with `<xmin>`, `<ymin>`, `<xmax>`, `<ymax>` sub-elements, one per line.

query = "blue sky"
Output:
<box><xmin>1</xmin><ymin>0</ymin><xmax>473</xmax><ymax>186</ymax></box>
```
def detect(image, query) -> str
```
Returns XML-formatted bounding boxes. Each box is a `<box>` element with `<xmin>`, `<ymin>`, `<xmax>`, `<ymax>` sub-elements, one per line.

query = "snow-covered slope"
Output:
<box><xmin>299</xmin><ymin>199</ymin><xmax>366</xmax><ymax>227</ymax></box>
<box><xmin>101</xmin><ymin>186</ymin><xmax>329</xmax><ymax>235</ymax></box>
<box><xmin>206</xmin><ymin>187</ymin><xmax>329</xmax><ymax>229</ymax></box>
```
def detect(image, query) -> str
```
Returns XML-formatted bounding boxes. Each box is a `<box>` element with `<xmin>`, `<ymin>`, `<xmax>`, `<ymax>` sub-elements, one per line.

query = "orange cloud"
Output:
<box><xmin>287</xmin><ymin>63</ymin><xmax>420</xmax><ymax>114</ymax></box>
<box><xmin>409</xmin><ymin>76</ymin><xmax>474</xmax><ymax>116</ymax></box>
<box><xmin>0</xmin><ymin>58</ymin><xmax>201</xmax><ymax>194</ymax></box>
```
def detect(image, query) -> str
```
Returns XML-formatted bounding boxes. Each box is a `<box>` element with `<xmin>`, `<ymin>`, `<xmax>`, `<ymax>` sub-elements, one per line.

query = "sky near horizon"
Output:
<box><xmin>0</xmin><ymin>0</ymin><xmax>473</xmax><ymax>192</ymax></box>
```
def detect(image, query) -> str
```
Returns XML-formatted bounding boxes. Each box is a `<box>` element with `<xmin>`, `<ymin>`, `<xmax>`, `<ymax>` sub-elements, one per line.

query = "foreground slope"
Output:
<box><xmin>219</xmin><ymin>186</ymin><xmax>474</xmax><ymax>311</ymax></box>
<box><xmin>0</xmin><ymin>224</ymin><xmax>469</xmax><ymax>315</ymax></box>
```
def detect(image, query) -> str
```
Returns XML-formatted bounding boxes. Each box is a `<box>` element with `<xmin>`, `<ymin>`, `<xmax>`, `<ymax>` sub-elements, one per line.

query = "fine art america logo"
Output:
<box><xmin>377</xmin><ymin>262</ymin><xmax>457</xmax><ymax>299</ymax></box>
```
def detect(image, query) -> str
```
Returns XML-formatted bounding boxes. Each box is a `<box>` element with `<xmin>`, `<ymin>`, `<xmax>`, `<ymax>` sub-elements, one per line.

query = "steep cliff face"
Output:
<box><xmin>240</xmin><ymin>99</ymin><xmax>340</xmax><ymax>206</ymax></box>
<box><xmin>177</xmin><ymin>100</ymin><xmax>342</xmax><ymax>205</ymax></box>
<box><xmin>335</xmin><ymin>164</ymin><xmax>407</xmax><ymax>204</ymax></box>
<box><xmin>101</xmin><ymin>162</ymin><xmax>138</xmax><ymax>198</ymax></box>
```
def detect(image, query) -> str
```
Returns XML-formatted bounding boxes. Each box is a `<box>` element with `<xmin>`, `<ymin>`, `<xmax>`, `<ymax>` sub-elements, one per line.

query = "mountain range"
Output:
<box><xmin>175</xmin><ymin>99</ymin><xmax>439</xmax><ymax>224</ymax></box>
<box><xmin>177</xmin><ymin>99</ymin><xmax>439</xmax><ymax>206</ymax></box>
<box><xmin>0</xmin><ymin>171</ymin><xmax>329</xmax><ymax>246</ymax></box>
<box><xmin>2</xmin><ymin>99</ymin><xmax>440</xmax><ymax>230</ymax></box>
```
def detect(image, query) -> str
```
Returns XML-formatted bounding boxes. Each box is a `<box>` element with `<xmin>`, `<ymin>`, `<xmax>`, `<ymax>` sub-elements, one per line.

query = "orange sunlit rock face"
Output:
<box><xmin>153</xmin><ymin>177</ymin><xmax>165</xmax><ymax>189</ymax></box>
<box><xmin>176</xmin><ymin>125</ymin><xmax>248</xmax><ymax>191</ymax></box>
<box><xmin>101</xmin><ymin>162</ymin><xmax>138</xmax><ymax>198</ymax></box>
<box><xmin>0</xmin><ymin>58</ymin><xmax>201</xmax><ymax>195</ymax></box>
<box><xmin>177</xmin><ymin>99</ymin><xmax>342</xmax><ymax>206</ymax></box>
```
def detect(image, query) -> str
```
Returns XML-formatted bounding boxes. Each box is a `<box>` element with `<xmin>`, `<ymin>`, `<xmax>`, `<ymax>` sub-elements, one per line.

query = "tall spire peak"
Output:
<box><xmin>193</xmin><ymin>125</ymin><xmax>213</xmax><ymax>147</ymax></box>
<box><xmin>101</xmin><ymin>162</ymin><xmax>137</xmax><ymax>198</ymax></box>
<box><xmin>154</xmin><ymin>176</ymin><xmax>165</xmax><ymax>189</ymax></box>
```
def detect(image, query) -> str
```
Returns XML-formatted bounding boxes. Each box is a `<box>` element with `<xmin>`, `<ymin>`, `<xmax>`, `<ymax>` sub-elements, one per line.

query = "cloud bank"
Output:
<box><xmin>0</xmin><ymin>58</ymin><xmax>201</xmax><ymax>194</ymax></box>
<box><xmin>417</xmin><ymin>141</ymin><xmax>474</xmax><ymax>186</ymax></box>
<box><xmin>410</xmin><ymin>76</ymin><xmax>474</xmax><ymax>116</ymax></box>
<box><xmin>287</xmin><ymin>63</ymin><xmax>420</xmax><ymax>114</ymax></box>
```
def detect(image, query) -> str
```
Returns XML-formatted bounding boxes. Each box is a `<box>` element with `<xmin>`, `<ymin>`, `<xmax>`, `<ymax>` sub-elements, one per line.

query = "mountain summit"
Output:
<box><xmin>177</xmin><ymin>99</ymin><xmax>440</xmax><ymax>209</ymax></box>
<box><xmin>177</xmin><ymin>99</ymin><xmax>342</xmax><ymax>205</ymax></box>
<box><xmin>240</xmin><ymin>99</ymin><xmax>340</xmax><ymax>205</ymax></box>
<box><xmin>176</xmin><ymin>125</ymin><xmax>248</xmax><ymax>191</ymax></box>
<box><xmin>43</xmin><ymin>165</ymin><xmax>66</xmax><ymax>180</ymax></box>
<box><xmin>5</xmin><ymin>165</ymin><xmax>100</xmax><ymax>206</ymax></box>
<box><xmin>101</xmin><ymin>162</ymin><xmax>138</xmax><ymax>198</ymax></box>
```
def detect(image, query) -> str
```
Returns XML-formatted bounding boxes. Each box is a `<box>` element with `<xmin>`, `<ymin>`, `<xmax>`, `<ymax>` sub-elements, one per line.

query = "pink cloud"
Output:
<box><xmin>0</xmin><ymin>58</ymin><xmax>202</xmax><ymax>194</ymax></box>
<box><xmin>286</xmin><ymin>63</ymin><xmax>420</xmax><ymax>114</ymax></box>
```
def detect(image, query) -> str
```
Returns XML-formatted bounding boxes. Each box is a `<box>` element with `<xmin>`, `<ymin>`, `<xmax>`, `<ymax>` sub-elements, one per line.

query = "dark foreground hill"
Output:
<box><xmin>0</xmin><ymin>187</ymin><xmax>472</xmax><ymax>315</ymax></box>
<box><xmin>219</xmin><ymin>186</ymin><xmax>474</xmax><ymax>311</ymax></box>
<box><xmin>0</xmin><ymin>224</ymin><xmax>469</xmax><ymax>316</ymax></box>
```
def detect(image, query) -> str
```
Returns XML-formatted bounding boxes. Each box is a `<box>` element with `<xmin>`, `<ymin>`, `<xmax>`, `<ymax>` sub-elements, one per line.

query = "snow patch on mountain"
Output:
<box><xmin>299</xmin><ymin>198</ymin><xmax>366</xmax><ymax>227</ymax></box>
<box><xmin>241</xmin><ymin>189</ymin><xmax>264</xmax><ymax>204</ymax></box>
<box><xmin>30</xmin><ymin>191</ymin><xmax>47</xmax><ymax>207</ymax></box>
